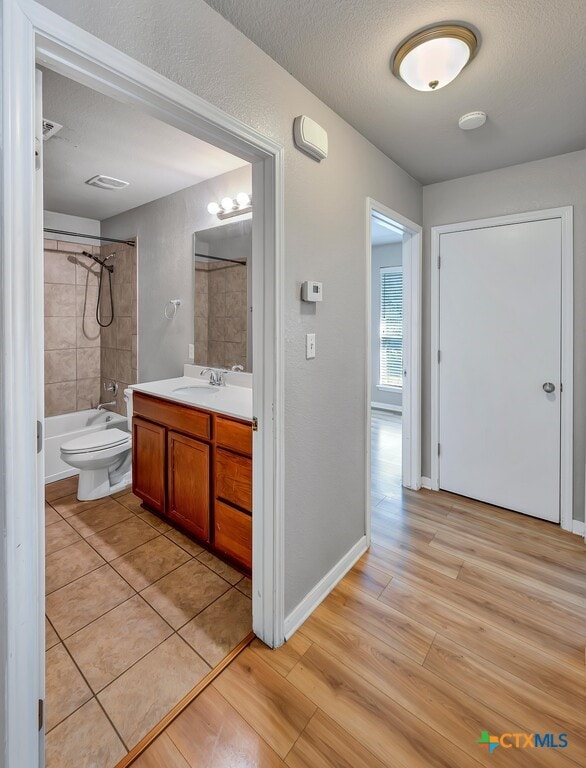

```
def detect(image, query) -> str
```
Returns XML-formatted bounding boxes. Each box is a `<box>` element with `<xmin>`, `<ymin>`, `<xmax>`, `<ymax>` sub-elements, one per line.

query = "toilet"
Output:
<box><xmin>60</xmin><ymin>389</ymin><xmax>133</xmax><ymax>501</ymax></box>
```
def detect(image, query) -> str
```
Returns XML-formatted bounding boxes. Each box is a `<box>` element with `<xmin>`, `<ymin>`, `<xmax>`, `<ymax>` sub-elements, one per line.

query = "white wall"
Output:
<box><xmin>102</xmin><ymin>165</ymin><xmax>252</xmax><ymax>382</ymax></box>
<box><xmin>39</xmin><ymin>0</ymin><xmax>423</xmax><ymax>615</ymax></box>
<box><xmin>371</xmin><ymin>243</ymin><xmax>402</xmax><ymax>409</ymax></box>
<box><xmin>423</xmin><ymin>149</ymin><xmax>586</xmax><ymax>523</ymax></box>
<box><xmin>43</xmin><ymin>210</ymin><xmax>101</xmax><ymax>246</ymax></box>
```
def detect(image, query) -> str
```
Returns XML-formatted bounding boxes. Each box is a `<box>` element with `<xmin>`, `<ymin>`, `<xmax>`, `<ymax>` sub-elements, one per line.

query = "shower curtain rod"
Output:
<box><xmin>44</xmin><ymin>228</ymin><xmax>136</xmax><ymax>247</ymax></box>
<box><xmin>194</xmin><ymin>252</ymin><xmax>246</xmax><ymax>265</ymax></box>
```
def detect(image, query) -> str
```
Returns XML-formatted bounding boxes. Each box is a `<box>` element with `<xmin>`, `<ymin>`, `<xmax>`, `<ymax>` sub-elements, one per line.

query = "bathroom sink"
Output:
<box><xmin>173</xmin><ymin>384</ymin><xmax>219</xmax><ymax>396</ymax></box>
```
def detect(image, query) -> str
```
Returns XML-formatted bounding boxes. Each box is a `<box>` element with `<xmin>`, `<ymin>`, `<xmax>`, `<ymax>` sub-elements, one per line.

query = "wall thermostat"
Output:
<box><xmin>293</xmin><ymin>116</ymin><xmax>328</xmax><ymax>161</ymax></box>
<box><xmin>301</xmin><ymin>281</ymin><xmax>323</xmax><ymax>302</ymax></box>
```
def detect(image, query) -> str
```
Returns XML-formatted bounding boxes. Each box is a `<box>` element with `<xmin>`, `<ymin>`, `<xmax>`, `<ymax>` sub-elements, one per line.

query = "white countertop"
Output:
<box><xmin>129</xmin><ymin>376</ymin><xmax>253</xmax><ymax>421</ymax></box>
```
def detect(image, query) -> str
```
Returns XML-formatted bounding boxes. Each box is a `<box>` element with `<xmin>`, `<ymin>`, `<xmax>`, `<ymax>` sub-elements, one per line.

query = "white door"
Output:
<box><xmin>439</xmin><ymin>218</ymin><xmax>561</xmax><ymax>522</ymax></box>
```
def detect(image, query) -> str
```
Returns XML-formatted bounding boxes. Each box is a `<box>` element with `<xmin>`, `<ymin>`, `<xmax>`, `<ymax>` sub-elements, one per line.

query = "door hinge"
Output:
<box><xmin>437</xmin><ymin>255</ymin><xmax>441</xmax><ymax>269</ymax></box>
<box><xmin>252</xmin><ymin>416</ymin><xmax>258</xmax><ymax>432</ymax></box>
<box><xmin>437</xmin><ymin>350</ymin><xmax>441</xmax><ymax>364</ymax></box>
<box><xmin>437</xmin><ymin>443</ymin><xmax>441</xmax><ymax>456</ymax></box>
<box><xmin>38</xmin><ymin>699</ymin><xmax>44</xmax><ymax>731</ymax></box>
<box><xmin>37</xmin><ymin>420</ymin><xmax>43</xmax><ymax>454</ymax></box>
<box><xmin>560</xmin><ymin>382</ymin><xmax>563</xmax><ymax>393</ymax></box>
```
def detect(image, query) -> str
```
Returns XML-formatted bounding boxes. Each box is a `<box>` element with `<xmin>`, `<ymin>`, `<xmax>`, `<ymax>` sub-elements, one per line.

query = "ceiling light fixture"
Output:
<box><xmin>207</xmin><ymin>193</ymin><xmax>252</xmax><ymax>220</ymax></box>
<box><xmin>392</xmin><ymin>24</ymin><xmax>478</xmax><ymax>92</ymax></box>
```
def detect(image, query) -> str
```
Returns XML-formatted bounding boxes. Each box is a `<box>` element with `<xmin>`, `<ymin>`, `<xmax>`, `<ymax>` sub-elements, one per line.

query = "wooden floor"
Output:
<box><xmin>133</xmin><ymin>410</ymin><xmax>586</xmax><ymax>768</ymax></box>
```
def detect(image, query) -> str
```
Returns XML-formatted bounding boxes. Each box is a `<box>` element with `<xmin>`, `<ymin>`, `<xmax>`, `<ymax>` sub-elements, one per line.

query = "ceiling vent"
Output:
<box><xmin>85</xmin><ymin>175</ymin><xmax>130</xmax><ymax>191</ymax></box>
<box><xmin>42</xmin><ymin>119</ymin><xmax>63</xmax><ymax>141</ymax></box>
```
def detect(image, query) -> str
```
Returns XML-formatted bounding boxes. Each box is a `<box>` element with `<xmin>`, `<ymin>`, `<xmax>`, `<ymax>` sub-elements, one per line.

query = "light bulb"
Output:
<box><xmin>207</xmin><ymin>201</ymin><xmax>220</xmax><ymax>215</ymax></box>
<box><xmin>236</xmin><ymin>192</ymin><xmax>251</xmax><ymax>208</ymax></box>
<box><xmin>221</xmin><ymin>197</ymin><xmax>234</xmax><ymax>212</ymax></box>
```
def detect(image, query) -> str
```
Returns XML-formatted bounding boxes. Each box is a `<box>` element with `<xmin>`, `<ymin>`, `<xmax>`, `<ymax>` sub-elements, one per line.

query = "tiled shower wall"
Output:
<box><xmin>194</xmin><ymin>262</ymin><xmax>247</xmax><ymax>369</ymax></box>
<box><xmin>43</xmin><ymin>238</ymin><xmax>137</xmax><ymax>417</ymax></box>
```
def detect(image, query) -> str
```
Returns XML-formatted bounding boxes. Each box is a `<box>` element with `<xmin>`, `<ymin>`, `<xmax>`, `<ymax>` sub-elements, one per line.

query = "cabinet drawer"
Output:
<box><xmin>215</xmin><ymin>448</ymin><xmax>252</xmax><ymax>513</ymax></box>
<box><xmin>133</xmin><ymin>391</ymin><xmax>210</xmax><ymax>440</ymax></box>
<box><xmin>216</xmin><ymin>416</ymin><xmax>252</xmax><ymax>456</ymax></box>
<box><xmin>214</xmin><ymin>501</ymin><xmax>251</xmax><ymax>571</ymax></box>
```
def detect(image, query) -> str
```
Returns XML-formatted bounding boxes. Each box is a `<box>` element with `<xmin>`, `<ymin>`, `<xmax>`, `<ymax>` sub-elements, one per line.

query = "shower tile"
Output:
<box><xmin>45</xmin><ymin>284</ymin><xmax>76</xmax><ymax>317</ymax></box>
<box><xmin>45</xmin><ymin>349</ymin><xmax>76</xmax><ymax>384</ymax></box>
<box><xmin>76</xmin><ymin>258</ymin><xmax>100</xmax><ymax>287</ymax></box>
<box><xmin>112</xmin><ymin>282</ymin><xmax>132</xmax><ymax>316</ymax></box>
<box><xmin>117</xmin><ymin>316</ymin><xmax>133</xmax><ymax>351</ymax></box>
<box><xmin>76</xmin><ymin>378</ymin><xmax>101</xmax><ymax>411</ymax></box>
<box><xmin>116</xmin><ymin>350</ymin><xmax>133</xmax><ymax>383</ymax></box>
<box><xmin>76</xmin><ymin>315</ymin><xmax>101</xmax><ymax>348</ymax></box>
<box><xmin>44</xmin><ymin>239</ymin><xmax>58</xmax><ymax>250</ymax></box>
<box><xmin>60</xmin><ymin>241</ymin><xmax>90</xmax><ymax>254</ymax></box>
<box><xmin>224</xmin><ymin>316</ymin><xmax>242</xmax><ymax>344</ymax></box>
<box><xmin>45</xmin><ymin>317</ymin><xmax>76</xmax><ymax>350</ymax></box>
<box><xmin>77</xmin><ymin>348</ymin><xmax>100</xmax><ymax>379</ymax></box>
<box><xmin>209</xmin><ymin>316</ymin><xmax>225</xmax><ymax>342</ymax></box>
<box><xmin>45</xmin><ymin>382</ymin><xmax>77</xmax><ymax>417</ymax></box>
<box><xmin>76</xmin><ymin>285</ymin><xmax>98</xmax><ymax>319</ymax></box>
<box><xmin>100</xmin><ymin>317</ymin><xmax>117</xmax><ymax>349</ymax></box>
<box><xmin>44</xmin><ymin>252</ymin><xmax>76</xmax><ymax>284</ymax></box>
<box><xmin>101</xmin><ymin>347</ymin><xmax>117</xmax><ymax>379</ymax></box>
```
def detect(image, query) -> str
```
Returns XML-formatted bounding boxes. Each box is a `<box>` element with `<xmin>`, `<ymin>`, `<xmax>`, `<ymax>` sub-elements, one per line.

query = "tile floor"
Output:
<box><xmin>44</xmin><ymin>476</ymin><xmax>252</xmax><ymax>768</ymax></box>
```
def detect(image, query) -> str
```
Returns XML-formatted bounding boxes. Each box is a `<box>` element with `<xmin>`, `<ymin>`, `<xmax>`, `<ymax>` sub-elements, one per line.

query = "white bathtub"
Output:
<box><xmin>44</xmin><ymin>409</ymin><xmax>128</xmax><ymax>484</ymax></box>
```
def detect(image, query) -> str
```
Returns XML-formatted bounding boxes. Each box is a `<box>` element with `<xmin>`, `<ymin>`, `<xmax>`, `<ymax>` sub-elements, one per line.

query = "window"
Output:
<box><xmin>379</xmin><ymin>266</ymin><xmax>403</xmax><ymax>389</ymax></box>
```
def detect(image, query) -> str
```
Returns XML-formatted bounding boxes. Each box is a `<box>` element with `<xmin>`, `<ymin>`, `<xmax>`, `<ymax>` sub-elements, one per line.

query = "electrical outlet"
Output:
<box><xmin>306</xmin><ymin>333</ymin><xmax>316</xmax><ymax>359</ymax></box>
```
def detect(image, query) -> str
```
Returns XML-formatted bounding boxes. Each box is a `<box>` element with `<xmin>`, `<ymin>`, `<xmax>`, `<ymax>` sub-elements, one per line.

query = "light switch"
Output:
<box><xmin>306</xmin><ymin>333</ymin><xmax>316</xmax><ymax>359</ymax></box>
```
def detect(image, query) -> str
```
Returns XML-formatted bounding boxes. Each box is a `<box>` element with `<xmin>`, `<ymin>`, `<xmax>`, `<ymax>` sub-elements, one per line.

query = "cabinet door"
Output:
<box><xmin>168</xmin><ymin>430</ymin><xmax>210</xmax><ymax>542</ymax></box>
<box><xmin>132</xmin><ymin>417</ymin><xmax>166</xmax><ymax>513</ymax></box>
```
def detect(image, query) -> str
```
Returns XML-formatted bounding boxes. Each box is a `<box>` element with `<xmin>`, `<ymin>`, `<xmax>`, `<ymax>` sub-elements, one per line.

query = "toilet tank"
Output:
<box><xmin>123</xmin><ymin>388</ymin><xmax>133</xmax><ymax>430</ymax></box>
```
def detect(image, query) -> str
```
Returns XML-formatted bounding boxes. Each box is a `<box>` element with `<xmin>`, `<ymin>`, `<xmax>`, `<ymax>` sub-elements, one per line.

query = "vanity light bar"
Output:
<box><xmin>207</xmin><ymin>193</ymin><xmax>252</xmax><ymax>219</ymax></box>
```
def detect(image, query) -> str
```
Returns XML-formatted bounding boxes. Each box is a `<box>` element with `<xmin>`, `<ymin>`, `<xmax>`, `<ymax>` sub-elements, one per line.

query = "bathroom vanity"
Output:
<box><xmin>130</xmin><ymin>375</ymin><xmax>253</xmax><ymax>573</ymax></box>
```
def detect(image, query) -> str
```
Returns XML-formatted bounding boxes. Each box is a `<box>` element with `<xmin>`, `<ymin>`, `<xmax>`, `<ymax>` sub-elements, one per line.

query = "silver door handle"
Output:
<box><xmin>542</xmin><ymin>382</ymin><xmax>555</xmax><ymax>393</ymax></box>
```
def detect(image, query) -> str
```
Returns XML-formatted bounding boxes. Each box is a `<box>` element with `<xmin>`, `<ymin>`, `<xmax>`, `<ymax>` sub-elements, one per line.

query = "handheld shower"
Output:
<box><xmin>82</xmin><ymin>250</ymin><xmax>115</xmax><ymax>328</ymax></box>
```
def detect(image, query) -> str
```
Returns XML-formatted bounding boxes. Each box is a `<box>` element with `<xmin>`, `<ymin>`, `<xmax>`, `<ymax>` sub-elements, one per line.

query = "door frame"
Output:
<box><xmin>365</xmin><ymin>198</ymin><xmax>422</xmax><ymax>545</ymax></box>
<box><xmin>430</xmin><ymin>207</ymin><xmax>574</xmax><ymax>532</ymax></box>
<box><xmin>1</xmin><ymin>1</ymin><xmax>285</xmax><ymax>765</ymax></box>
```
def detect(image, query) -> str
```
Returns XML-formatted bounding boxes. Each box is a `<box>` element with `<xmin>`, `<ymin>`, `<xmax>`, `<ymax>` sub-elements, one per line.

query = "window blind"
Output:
<box><xmin>380</xmin><ymin>267</ymin><xmax>403</xmax><ymax>388</ymax></box>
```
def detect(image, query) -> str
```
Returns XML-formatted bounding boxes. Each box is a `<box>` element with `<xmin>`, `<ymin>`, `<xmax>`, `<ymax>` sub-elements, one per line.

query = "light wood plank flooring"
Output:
<box><xmin>133</xmin><ymin>410</ymin><xmax>585</xmax><ymax>768</ymax></box>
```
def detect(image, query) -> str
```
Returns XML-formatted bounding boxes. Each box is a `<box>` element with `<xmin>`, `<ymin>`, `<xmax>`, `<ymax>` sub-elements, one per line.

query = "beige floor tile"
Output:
<box><xmin>164</xmin><ymin>528</ymin><xmax>204</xmax><ymax>557</ymax></box>
<box><xmin>45</xmin><ymin>519</ymin><xmax>82</xmax><ymax>556</ymax></box>
<box><xmin>86</xmin><ymin>517</ymin><xmax>159</xmax><ymax>561</ymax></box>
<box><xmin>45</xmin><ymin>502</ymin><xmax>61</xmax><ymax>526</ymax></box>
<box><xmin>197</xmin><ymin>550</ymin><xmax>243</xmax><ymax>585</ymax></box>
<box><xmin>46</xmin><ymin>564</ymin><xmax>134</xmax><ymax>638</ymax></box>
<box><xmin>141</xmin><ymin>559</ymin><xmax>229</xmax><ymax>629</ymax></box>
<box><xmin>98</xmin><ymin>634</ymin><xmax>210</xmax><ymax>750</ymax></box>
<box><xmin>45</xmin><ymin>618</ymin><xmax>60</xmax><ymax>649</ymax></box>
<box><xmin>136</xmin><ymin>508</ymin><xmax>172</xmax><ymax>533</ymax></box>
<box><xmin>236</xmin><ymin>576</ymin><xmax>253</xmax><ymax>598</ymax></box>
<box><xmin>179</xmin><ymin>588</ymin><xmax>252</xmax><ymax>667</ymax></box>
<box><xmin>111</xmin><ymin>535</ymin><xmax>191</xmax><ymax>591</ymax></box>
<box><xmin>116</xmin><ymin>491</ymin><xmax>146</xmax><ymax>513</ymax></box>
<box><xmin>45</xmin><ymin>699</ymin><xmax>126</xmax><ymax>768</ymax></box>
<box><xmin>45</xmin><ymin>476</ymin><xmax>78</xmax><ymax>503</ymax></box>
<box><xmin>65</xmin><ymin>595</ymin><xmax>173</xmax><ymax>692</ymax></box>
<box><xmin>46</xmin><ymin>539</ymin><xmax>105</xmax><ymax>594</ymax></box>
<box><xmin>45</xmin><ymin>643</ymin><xmax>92</xmax><ymax>731</ymax></box>
<box><xmin>67</xmin><ymin>497</ymin><xmax>133</xmax><ymax>538</ymax></box>
<box><xmin>50</xmin><ymin>492</ymin><xmax>103</xmax><ymax>519</ymax></box>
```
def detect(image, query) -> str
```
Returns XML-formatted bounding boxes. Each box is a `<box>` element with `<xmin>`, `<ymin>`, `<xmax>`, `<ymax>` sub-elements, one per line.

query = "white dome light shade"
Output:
<box><xmin>236</xmin><ymin>192</ymin><xmax>251</xmax><ymax>207</ymax></box>
<box><xmin>393</xmin><ymin>26</ymin><xmax>478</xmax><ymax>92</ymax></box>
<box><xmin>207</xmin><ymin>201</ymin><xmax>220</xmax><ymax>215</ymax></box>
<box><xmin>221</xmin><ymin>197</ymin><xmax>234</xmax><ymax>212</ymax></box>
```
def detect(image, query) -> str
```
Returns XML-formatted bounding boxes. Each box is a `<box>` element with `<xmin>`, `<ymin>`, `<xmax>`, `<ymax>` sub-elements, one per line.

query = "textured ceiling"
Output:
<box><xmin>204</xmin><ymin>0</ymin><xmax>586</xmax><ymax>184</ymax></box>
<box><xmin>42</xmin><ymin>69</ymin><xmax>247</xmax><ymax>220</ymax></box>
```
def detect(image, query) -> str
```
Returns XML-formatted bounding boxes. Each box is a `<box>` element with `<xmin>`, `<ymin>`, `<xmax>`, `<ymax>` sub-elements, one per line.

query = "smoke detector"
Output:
<box><xmin>458</xmin><ymin>111</ymin><xmax>487</xmax><ymax>130</ymax></box>
<box><xmin>42</xmin><ymin>119</ymin><xmax>63</xmax><ymax>140</ymax></box>
<box><xmin>85</xmin><ymin>175</ymin><xmax>130</xmax><ymax>190</ymax></box>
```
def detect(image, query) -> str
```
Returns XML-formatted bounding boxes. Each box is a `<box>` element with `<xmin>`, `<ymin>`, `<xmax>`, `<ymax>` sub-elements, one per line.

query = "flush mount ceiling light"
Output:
<box><xmin>392</xmin><ymin>25</ymin><xmax>478</xmax><ymax>92</ymax></box>
<box><xmin>207</xmin><ymin>192</ymin><xmax>252</xmax><ymax>220</ymax></box>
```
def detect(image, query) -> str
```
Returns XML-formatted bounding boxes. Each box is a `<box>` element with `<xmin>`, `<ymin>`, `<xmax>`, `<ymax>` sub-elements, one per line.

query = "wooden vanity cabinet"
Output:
<box><xmin>132</xmin><ymin>391</ymin><xmax>252</xmax><ymax>572</ymax></box>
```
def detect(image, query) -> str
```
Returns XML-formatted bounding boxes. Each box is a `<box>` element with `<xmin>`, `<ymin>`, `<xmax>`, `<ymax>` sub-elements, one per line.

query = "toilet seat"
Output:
<box><xmin>61</xmin><ymin>428</ymin><xmax>130</xmax><ymax>455</ymax></box>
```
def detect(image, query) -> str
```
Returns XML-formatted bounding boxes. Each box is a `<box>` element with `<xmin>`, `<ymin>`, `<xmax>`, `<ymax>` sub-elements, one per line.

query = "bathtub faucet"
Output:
<box><xmin>97</xmin><ymin>400</ymin><xmax>117</xmax><ymax>412</ymax></box>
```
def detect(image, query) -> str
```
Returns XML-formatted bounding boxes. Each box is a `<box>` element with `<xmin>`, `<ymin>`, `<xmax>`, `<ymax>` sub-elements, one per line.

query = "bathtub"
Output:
<box><xmin>44</xmin><ymin>409</ymin><xmax>128</xmax><ymax>484</ymax></box>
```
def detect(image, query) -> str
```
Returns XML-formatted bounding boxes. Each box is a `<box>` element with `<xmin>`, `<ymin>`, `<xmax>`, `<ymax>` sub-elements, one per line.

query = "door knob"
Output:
<box><xmin>542</xmin><ymin>382</ymin><xmax>555</xmax><ymax>393</ymax></box>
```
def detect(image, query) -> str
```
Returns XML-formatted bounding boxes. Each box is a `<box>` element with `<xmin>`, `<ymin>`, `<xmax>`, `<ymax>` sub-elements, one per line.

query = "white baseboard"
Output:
<box><xmin>371</xmin><ymin>401</ymin><xmax>402</xmax><ymax>414</ymax></box>
<box><xmin>421</xmin><ymin>476</ymin><xmax>432</xmax><ymax>489</ymax></box>
<box><xmin>571</xmin><ymin>520</ymin><xmax>585</xmax><ymax>537</ymax></box>
<box><xmin>284</xmin><ymin>535</ymin><xmax>367</xmax><ymax>639</ymax></box>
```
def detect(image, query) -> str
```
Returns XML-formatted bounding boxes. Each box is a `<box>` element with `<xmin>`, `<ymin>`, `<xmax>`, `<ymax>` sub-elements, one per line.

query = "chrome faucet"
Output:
<box><xmin>97</xmin><ymin>400</ymin><xmax>117</xmax><ymax>412</ymax></box>
<box><xmin>200</xmin><ymin>367</ymin><xmax>229</xmax><ymax>386</ymax></box>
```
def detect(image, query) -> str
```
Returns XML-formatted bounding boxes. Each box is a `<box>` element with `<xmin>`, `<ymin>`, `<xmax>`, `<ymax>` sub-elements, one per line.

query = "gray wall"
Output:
<box><xmin>43</xmin><ymin>0</ymin><xmax>423</xmax><ymax>614</ymax></box>
<box><xmin>102</xmin><ymin>165</ymin><xmax>252</xmax><ymax>382</ymax></box>
<box><xmin>371</xmin><ymin>243</ymin><xmax>402</xmax><ymax>409</ymax></box>
<box><xmin>423</xmin><ymin>149</ymin><xmax>586</xmax><ymax>522</ymax></box>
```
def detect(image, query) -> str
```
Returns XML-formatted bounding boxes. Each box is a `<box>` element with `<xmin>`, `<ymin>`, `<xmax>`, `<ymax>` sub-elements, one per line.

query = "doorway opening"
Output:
<box><xmin>365</xmin><ymin>200</ymin><xmax>422</xmax><ymax>542</ymax></box>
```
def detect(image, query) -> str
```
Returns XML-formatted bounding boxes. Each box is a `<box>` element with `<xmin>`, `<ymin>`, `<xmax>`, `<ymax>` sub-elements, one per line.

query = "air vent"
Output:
<box><xmin>42</xmin><ymin>119</ymin><xmax>63</xmax><ymax>141</ymax></box>
<box><xmin>86</xmin><ymin>175</ymin><xmax>130</xmax><ymax>191</ymax></box>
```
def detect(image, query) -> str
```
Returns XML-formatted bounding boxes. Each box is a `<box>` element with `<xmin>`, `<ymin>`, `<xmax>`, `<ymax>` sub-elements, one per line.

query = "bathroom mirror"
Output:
<box><xmin>193</xmin><ymin>218</ymin><xmax>252</xmax><ymax>372</ymax></box>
